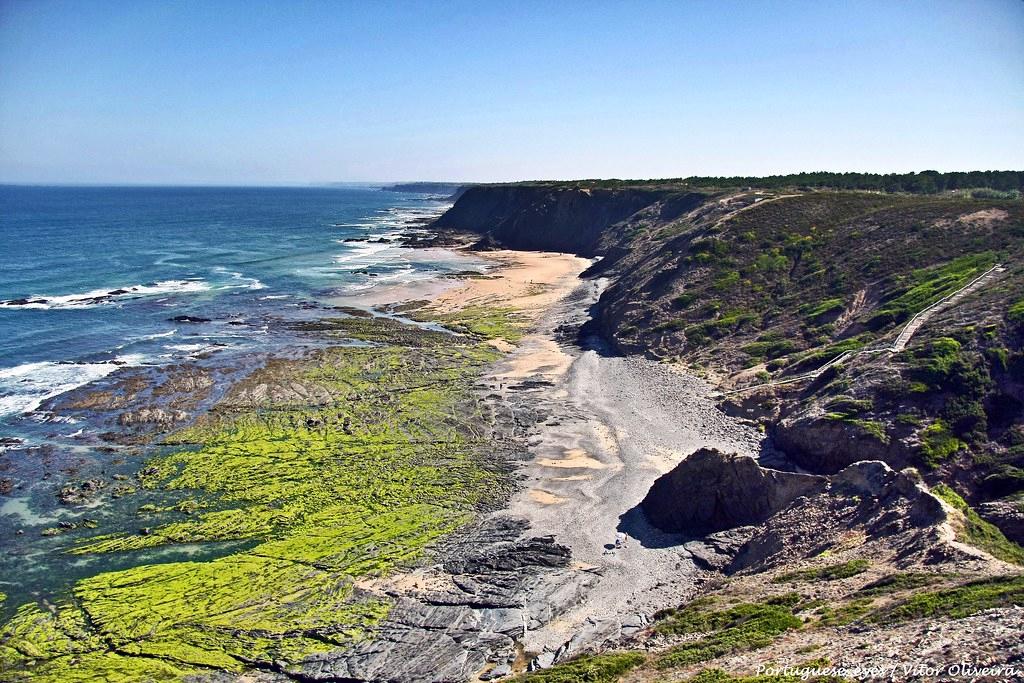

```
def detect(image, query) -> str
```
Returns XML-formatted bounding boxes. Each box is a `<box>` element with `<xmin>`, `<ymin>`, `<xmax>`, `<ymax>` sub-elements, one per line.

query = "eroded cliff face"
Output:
<box><xmin>432</xmin><ymin>184</ymin><xmax>703</xmax><ymax>256</ymax></box>
<box><xmin>435</xmin><ymin>186</ymin><xmax>1024</xmax><ymax>509</ymax></box>
<box><xmin>428</xmin><ymin>185</ymin><xmax>1024</xmax><ymax>680</ymax></box>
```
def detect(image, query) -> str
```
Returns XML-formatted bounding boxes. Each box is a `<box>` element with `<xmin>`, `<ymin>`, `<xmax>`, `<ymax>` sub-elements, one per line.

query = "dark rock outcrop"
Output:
<box><xmin>296</xmin><ymin>518</ymin><xmax>592</xmax><ymax>683</ymax></box>
<box><xmin>772</xmin><ymin>412</ymin><xmax>914</xmax><ymax>475</ymax></box>
<box><xmin>167</xmin><ymin>315</ymin><xmax>211</xmax><ymax>323</ymax></box>
<box><xmin>640</xmin><ymin>448</ymin><xmax>826</xmax><ymax>535</ymax></box>
<box><xmin>729</xmin><ymin>461</ymin><xmax>949</xmax><ymax>572</ymax></box>
<box><xmin>639</xmin><ymin>448</ymin><xmax>951</xmax><ymax>574</ymax></box>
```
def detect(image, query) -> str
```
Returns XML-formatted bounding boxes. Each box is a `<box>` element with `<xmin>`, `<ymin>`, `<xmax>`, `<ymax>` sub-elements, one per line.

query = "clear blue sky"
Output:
<box><xmin>1</xmin><ymin>0</ymin><xmax>1021</xmax><ymax>184</ymax></box>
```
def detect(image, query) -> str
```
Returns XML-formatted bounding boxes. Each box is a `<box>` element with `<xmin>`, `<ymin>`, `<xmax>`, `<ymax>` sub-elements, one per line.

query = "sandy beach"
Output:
<box><xmin>401</xmin><ymin>246</ymin><xmax>765</xmax><ymax>657</ymax></box>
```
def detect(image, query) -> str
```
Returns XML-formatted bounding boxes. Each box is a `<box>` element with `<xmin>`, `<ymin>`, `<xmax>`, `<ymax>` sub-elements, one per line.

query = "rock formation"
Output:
<box><xmin>639</xmin><ymin>448</ymin><xmax>825</xmax><ymax>535</ymax></box>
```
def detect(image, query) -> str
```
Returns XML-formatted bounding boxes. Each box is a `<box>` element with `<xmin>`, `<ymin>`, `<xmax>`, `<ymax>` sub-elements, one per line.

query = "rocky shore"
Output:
<box><xmin>4</xmin><ymin>184</ymin><xmax>1024</xmax><ymax>682</ymax></box>
<box><xmin>0</xmin><ymin>246</ymin><xmax>610</xmax><ymax>682</ymax></box>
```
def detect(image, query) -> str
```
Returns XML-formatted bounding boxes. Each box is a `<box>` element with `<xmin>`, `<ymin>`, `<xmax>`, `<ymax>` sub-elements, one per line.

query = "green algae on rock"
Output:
<box><xmin>0</xmin><ymin>313</ymin><xmax>518</xmax><ymax>681</ymax></box>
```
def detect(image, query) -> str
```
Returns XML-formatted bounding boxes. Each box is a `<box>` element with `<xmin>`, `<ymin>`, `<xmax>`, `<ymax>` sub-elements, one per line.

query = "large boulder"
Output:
<box><xmin>640</xmin><ymin>448</ymin><xmax>826</xmax><ymax>535</ymax></box>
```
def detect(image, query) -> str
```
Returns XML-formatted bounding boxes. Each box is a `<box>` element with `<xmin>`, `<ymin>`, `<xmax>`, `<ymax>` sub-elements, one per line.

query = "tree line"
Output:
<box><xmin>681</xmin><ymin>170</ymin><xmax>1023</xmax><ymax>194</ymax></box>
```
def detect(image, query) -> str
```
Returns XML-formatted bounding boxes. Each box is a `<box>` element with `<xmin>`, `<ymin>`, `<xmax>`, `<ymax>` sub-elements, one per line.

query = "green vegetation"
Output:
<box><xmin>932</xmin><ymin>484</ymin><xmax>1024</xmax><ymax>565</ymax></box>
<box><xmin>419</xmin><ymin>304</ymin><xmax>526</xmax><ymax>341</ymax></box>
<box><xmin>854</xmin><ymin>573</ymin><xmax>940</xmax><ymax>597</ymax></box>
<box><xmin>742</xmin><ymin>340</ymin><xmax>799</xmax><ymax>360</ymax></box>
<box><xmin>823</xmin><ymin>412</ymin><xmax>890</xmax><ymax>444</ymax></box>
<box><xmin>906</xmin><ymin>337</ymin><xmax>963</xmax><ymax>385</ymax></box>
<box><xmin>871</xmin><ymin>254</ymin><xmax>995</xmax><ymax>328</ymax></box>
<box><xmin>815</xmin><ymin>598</ymin><xmax>875</xmax><ymax>627</ymax></box>
<box><xmin>1008</xmin><ymin>299</ymin><xmax>1024</xmax><ymax>325</ymax></box>
<box><xmin>904</xmin><ymin>336</ymin><xmax>992</xmax><ymax>450</ymax></box>
<box><xmin>870</xmin><ymin>574</ymin><xmax>1024</xmax><ymax>624</ymax></box>
<box><xmin>773</xmin><ymin>559</ymin><xmax>870</xmax><ymax>584</ymax></box>
<box><xmin>918</xmin><ymin>420</ymin><xmax>965</xmax><ymax>468</ymax></box>
<box><xmin>673</xmin><ymin>292</ymin><xmax>698</xmax><ymax>308</ymax></box>
<box><xmin>684</xmin><ymin>309</ymin><xmax>760</xmax><ymax>343</ymax></box>
<box><xmin>823</xmin><ymin>397</ymin><xmax>872</xmax><ymax>413</ymax></box>
<box><xmin>0</xmin><ymin>313</ymin><xmax>516</xmax><ymax>680</ymax></box>
<box><xmin>654</xmin><ymin>597</ymin><xmax>802</xmax><ymax>669</ymax></box>
<box><xmin>802</xmin><ymin>298</ymin><xmax>844</xmax><ymax>321</ymax></box>
<box><xmin>516</xmin><ymin>651</ymin><xmax>647</xmax><ymax>683</ymax></box>
<box><xmin>969</xmin><ymin>188</ymin><xmax>1022</xmax><ymax>200</ymax></box>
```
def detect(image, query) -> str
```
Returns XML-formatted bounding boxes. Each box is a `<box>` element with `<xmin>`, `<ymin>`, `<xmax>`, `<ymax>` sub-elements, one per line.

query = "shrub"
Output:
<box><xmin>918</xmin><ymin>420</ymin><xmax>965</xmax><ymax>468</ymax></box>
<box><xmin>672</xmin><ymin>292</ymin><xmax>698</xmax><ymax>309</ymax></box>
<box><xmin>802</xmin><ymin>298</ymin><xmax>845</xmax><ymax>321</ymax></box>
<box><xmin>655</xmin><ymin>600</ymin><xmax>801</xmax><ymax>668</ymax></box>
<box><xmin>1009</xmin><ymin>299</ymin><xmax>1024</xmax><ymax>324</ymax></box>
<box><xmin>713</xmin><ymin>271</ymin><xmax>741</xmax><ymax>291</ymax></box>
<box><xmin>855</xmin><ymin>572</ymin><xmax>940</xmax><ymax>597</ymax></box>
<box><xmin>742</xmin><ymin>340</ymin><xmax>799</xmax><ymax>360</ymax></box>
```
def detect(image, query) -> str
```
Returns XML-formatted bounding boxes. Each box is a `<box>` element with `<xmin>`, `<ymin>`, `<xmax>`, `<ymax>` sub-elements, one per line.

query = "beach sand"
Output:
<box><xmin>443</xmin><ymin>247</ymin><xmax>766</xmax><ymax>656</ymax></box>
<box><xmin>430</xmin><ymin>249</ymin><xmax>591</xmax><ymax>318</ymax></box>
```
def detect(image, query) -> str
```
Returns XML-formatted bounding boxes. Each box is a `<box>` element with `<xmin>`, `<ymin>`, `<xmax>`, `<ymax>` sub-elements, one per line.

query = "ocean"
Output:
<box><xmin>0</xmin><ymin>185</ymin><xmax>474</xmax><ymax>418</ymax></box>
<box><xmin>0</xmin><ymin>185</ymin><xmax>485</xmax><ymax>604</ymax></box>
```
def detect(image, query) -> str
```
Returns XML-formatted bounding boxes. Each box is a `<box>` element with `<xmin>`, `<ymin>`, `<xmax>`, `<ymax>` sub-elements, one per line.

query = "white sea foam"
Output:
<box><xmin>0</xmin><ymin>280</ymin><xmax>211</xmax><ymax>310</ymax></box>
<box><xmin>112</xmin><ymin>328</ymin><xmax>177</xmax><ymax>351</ymax></box>
<box><xmin>213</xmin><ymin>268</ymin><xmax>266</xmax><ymax>290</ymax></box>
<box><xmin>331</xmin><ymin>241</ymin><xmax>396</xmax><ymax>270</ymax></box>
<box><xmin>0</xmin><ymin>355</ymin><xmax>146</xmax><ymax>417</ymax></box>
<box><xmin>160</xmin><ymin>343</ymin><xmax>226</xmax><ymax>358</ymax></box>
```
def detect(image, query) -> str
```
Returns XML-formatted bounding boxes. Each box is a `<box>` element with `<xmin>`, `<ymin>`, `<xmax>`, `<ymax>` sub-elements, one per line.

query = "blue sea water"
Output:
<box><xmin>0</xmin><ymin>185</ymin><xmax>488</xmax><ymax>606</ymax></box>
<box><xmin>0</xmin><ymin>185</ymin><xmax>471</xmax><ymax>420</ymax></box>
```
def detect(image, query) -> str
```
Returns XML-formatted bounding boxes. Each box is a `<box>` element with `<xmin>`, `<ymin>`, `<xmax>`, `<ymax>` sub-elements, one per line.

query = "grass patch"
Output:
<box><xmin>870</xmin><ymin>574</ymin><xmax>1024</xmax><ymax>624</ymax></box>
<box><xmin>1008</xmin><ymin>299</ymin><xmax>1024</xmax><ymax>324</ymax></box>
<box><xmin>517</xmin><ymin>651</ymin><xmax>647</xmax><ymax>683</ymax></box>
<box><xmin>815</xmin><ymin>598</ymin><xmax>875</xmax><ymax>627</ymax></box>
<box><xmin>742</xmin><ymin>340</ymin><xmax>799</xmax><ymax>360</ymax></box>
<box><xmin>802</xmin><ymin>298</ymin><xmax>845</xmax><ymax>321</ymax></box>
<box><xmin>773</xmin><ymin>560</ymin><xmax>870</xmax><ymax>584</ymax></box>
<box><xmin>673</xmin><ymin>292</ymin><xmax>698</xmax><ymax>308</ymax></box>
<box><xmin>918</xmin><ymin>420</ymin><xmax>966</xmax><ymax>468</ymax></box>
<box><xmin>654</xmin><ymin>598</ymin><xmax>801</xmax><ymax>669</ymax></box>
<box><xmin>822</xmin><ymin>413</ymin><xmax>890</xmax><ymax>444</ymax></box>
<box><xmin>932</xmin><ymin>484</ymin><xmax>1024</xmax><ymax>565</ymax></box>
<box><xmin>854</xmin><ymin>573</ymin><xmax>941</xmax><ymax>597</ymax></box>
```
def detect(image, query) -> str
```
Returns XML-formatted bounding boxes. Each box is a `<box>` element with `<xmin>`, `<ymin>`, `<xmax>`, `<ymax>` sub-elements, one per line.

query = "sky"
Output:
<box><xmin>0</xmin><ymin>0</ymin><xmax>1022</xmax><ymax>184</ymax></box>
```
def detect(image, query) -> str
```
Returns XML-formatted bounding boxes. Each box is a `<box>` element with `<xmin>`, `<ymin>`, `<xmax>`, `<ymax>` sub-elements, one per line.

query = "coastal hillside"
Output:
<box><xmin>431</xmin><ymin>178</ymin><xmax>1024</xmax><ymax>679</ymax></box>
<box><xmin>434</xmin><ymin>181</ymin><xmax>1024</xmax><ymax>514</ymax></box>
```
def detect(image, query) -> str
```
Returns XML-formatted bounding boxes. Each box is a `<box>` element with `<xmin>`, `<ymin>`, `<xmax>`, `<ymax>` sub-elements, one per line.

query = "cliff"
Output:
<box><xmin>434</xmin><ymin>182</ymin><xmax>1024</xmax><ymax>517</ymax></box>
<box><xmin>428</xmin><ymin>179</ymin><xmax>1024</xmax><ymax>680</ymax></box>
<box><xmin>431</xmin><ymin>183</ymin><xmax>706</xmax><ymax>256</ymax></box>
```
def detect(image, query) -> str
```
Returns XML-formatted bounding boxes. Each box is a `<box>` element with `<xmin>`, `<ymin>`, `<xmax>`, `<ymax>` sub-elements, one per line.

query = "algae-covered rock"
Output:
<box><xmin>1</xmin><ymin>313</ymin><xmax>527</xmax><ymax>682</ymax></box>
